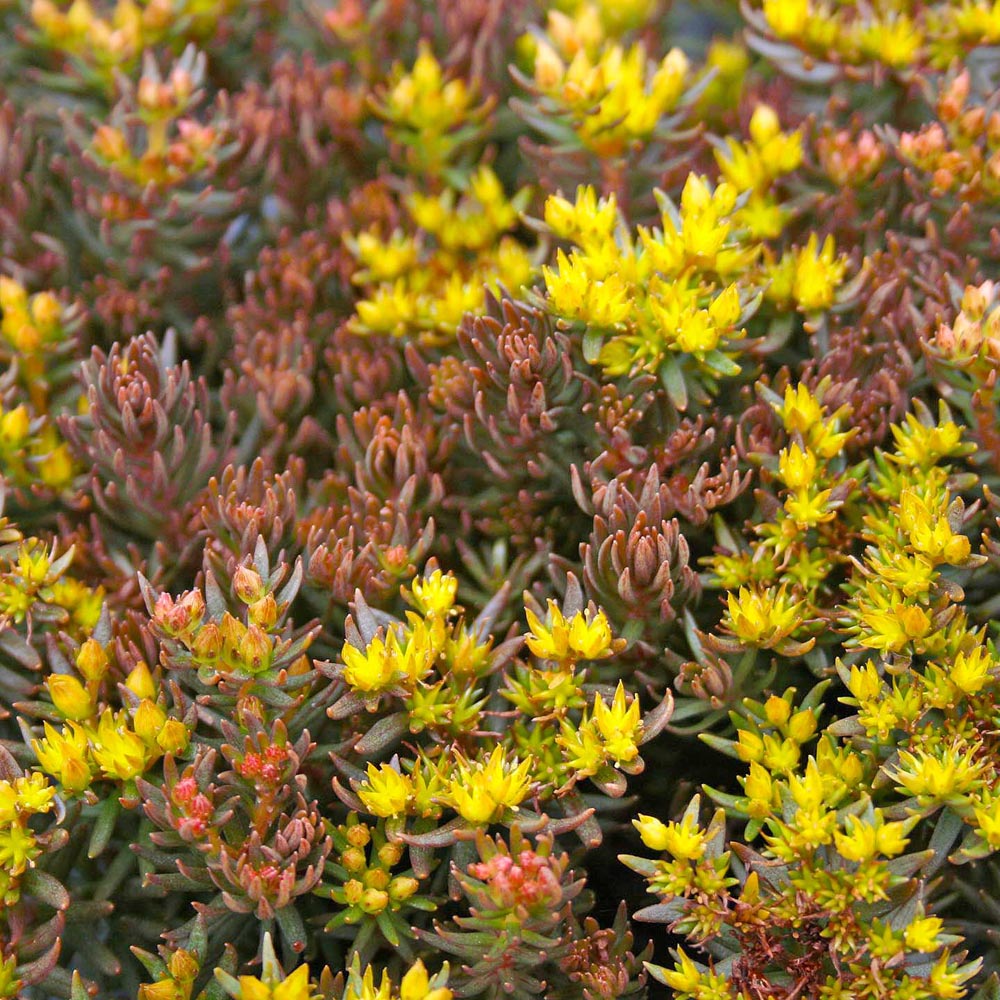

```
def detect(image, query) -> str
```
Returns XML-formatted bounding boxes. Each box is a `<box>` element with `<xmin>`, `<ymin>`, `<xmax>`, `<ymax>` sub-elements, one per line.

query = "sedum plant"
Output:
<box><xmin>4</xmin><ymin>2</ymin><xmax>1000</xmax><ymax>1000</ymax></box>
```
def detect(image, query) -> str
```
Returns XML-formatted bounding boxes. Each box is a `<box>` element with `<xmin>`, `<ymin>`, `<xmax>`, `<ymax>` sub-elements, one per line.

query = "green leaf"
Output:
<box><xmin>88</xmin><ymin>795</ymin><xmax>121</xmax><ymax>859</ymax></box>
<box><xmin>582</xmin><ymin>328</ymin><xmax>604</xmax><ymax>364</ymax></box>
<box><xmin>659</xmin><ymin>355</ymin><xmax>688</xmax><ymax>411</ymax></box>
<box><xmin>22</xmin><ymin>869</ymin><xmax>69</xmax><ymax>910</ymax></box>
<box><xmin>276</xmin><ymin>904</ymin><xmax>307</xmax><ymax>956</ymax></box>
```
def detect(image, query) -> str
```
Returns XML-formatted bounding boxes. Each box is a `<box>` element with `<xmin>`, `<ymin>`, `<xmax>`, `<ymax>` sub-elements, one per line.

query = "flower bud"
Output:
<box><xmin>126</xmin><ymin>661</ymin><xmax>157</xmax><ymax>700</ymax></box>
<box><xmin>93</xmin><ymin>125</ymin><xmax>129</xmax><ymax>162</ymax></box>
<box><xmin>157</xmin><ymin>719</ymin><xmax>190</xmax><ymax>755</ymax></box>
<box><xmin>219</xmin><ymin>613</ymin><xmax>244</xmax><ymax>653</ymax></box>
<box><xmin>0</xmin><ymin>406</ymin><xmax>29</xmax><ymax>445</ymax></box>
<box><xmin>735</xmin><ymin>729</ymin><xmax>764</xmax><ymax>762</ymax></box>
<box><xmin>377</xmin><ymin>841</ymin><xmax>404</xmax><ymax>867</ymax></box>
<box><xmin>236</xmin><ymin>696</ymin><xmax>264</xmax><ymax>725</ymax></box>
<box><xmin>191</xmin><ymin>623</ymin><xmax>222</xmax><ymax>661</ymax></box>
<box><xmin>139</xmin><ymin>982</ymin><xmax>181</xmax><ymax>1000</ymax></box>
<box><xmin>360</xmin><ymin>888</ymin><xmax>389</xmax><ymax>914</ymax></box>
<box><xmin>154</xmin><ymin>590</ymin><xmax>205</xmax><ymax>636</ymax></box>
<box><xmin>346</xmin><ymin>823</ymin><xmax>371</xmax><ymax>848</ymax></box>
<box><xmin>788</xmin><ymin>709</ymin><xmax>817</xmax><ymax>743</ymax></box>
<box><xmin>388</xmin><ymin>876</ymin><xmax>419</xmax><ymax>901</ymax></box>
<box><xmin>763</xmin><ymin>694</ymin><xmax>791</xmax><ymax>728</ymax></box>
<box><xmin>30</xmin><ymin>291</ymin><xmax>62</xmax><ymax>332</ymax></box>
<box><xmin>168</xmin><ymin>949</ymin><xmax>199</xmax><ymax>982</ymax></box>
<box><xmin>632</xmin><ymin>813</ymin><xmax>671</xmax><ymax>851</ymax></box>
<box><xmin>364</xmin><ymin>868</ymin><xmax>390</xmax><ymax>891</ymax></box>
<box><xmin>76</xmin><ymin>638</ymin><xmax>109</xmax><ymax>683</ymax></box>
<box><xmin>47</xmin><ymin>674</ymin><xmax>94</xmax><ymax>720</ymax></box>
<box><xmin>133</xmin><ymin>699</ymin><xmax>167</xmax><ymax>744</ymax></box>
<box><xmin>61</xmin><ymin>754</ymin><xmax>93</xmax><ymax>794</ymax></box>
<box><xmin>749</xmin><ymin>103</ymin><xmax>781</xmax><ymax>145</ymax></box>
<box><xmin>239</xmin><ymin>624</ymin><xmax>272</xmax><ymax>673</ymax></box>
<box><xmin>0</xmin><ymin>275</ymin><xmax>27</xmax><ymax>314</ymax></box>
<box><xmin>344</xmin><ymin>879</ymin><xmax>364</xmax><ymax>904</ymax></box>
<box><xmin>233</xmin><ymin>564</ymin><xmax>264</xmax><ymax>604</ymax></box>
<box><xmin>137</xmin><ymin>76</ymin><xmax>162</xmax><ymax>112</ymax></box>
<box><xmin>534</xmin><ymin>41</ymin><xmax>565</xmax><ymax>90</ymax></box>
<box><xmin>341</xmin><ymin>847</ymin><xmax>366</xmax><ymax>873</ymax></box>
<box><xmin>248</xmin><ymin>593</ymin><xmax>278</xmax><ymax>629</ymax></box>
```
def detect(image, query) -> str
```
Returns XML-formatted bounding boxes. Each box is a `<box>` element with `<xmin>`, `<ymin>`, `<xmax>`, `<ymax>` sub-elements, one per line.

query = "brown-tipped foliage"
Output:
<box><xmin>426</xmin><ymin>293</ymin><xmax>590</xmax><ymax>544</ymax></box>
<box><xmin>61</xmin><ymin>332</ymin><xmax>225</xmax><ymax>549</ymax></box>
<box><xmin>577</xmin><ymin>465</ymin><xmax>701</xmax><ymax>644</ymax></box>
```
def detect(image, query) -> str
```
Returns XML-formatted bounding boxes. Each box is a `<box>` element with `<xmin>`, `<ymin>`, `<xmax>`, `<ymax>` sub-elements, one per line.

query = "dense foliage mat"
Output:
<box><xmin>3</xmin><ymin>1</ymin><xmax>1000</xmax><ymax>998</ymax></box>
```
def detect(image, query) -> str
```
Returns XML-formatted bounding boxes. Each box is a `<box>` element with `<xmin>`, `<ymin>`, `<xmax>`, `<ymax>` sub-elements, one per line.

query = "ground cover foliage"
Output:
<box><xmin>4</xmin><ymin>0</ymin><xmax>1000</xmax><ymax>997</ymax></box>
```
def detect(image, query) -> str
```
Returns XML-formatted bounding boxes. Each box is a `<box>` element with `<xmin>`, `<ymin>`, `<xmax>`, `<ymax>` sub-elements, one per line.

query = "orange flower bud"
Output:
<box><xmin>233</xmin><ymin>564</ymin><xmax>264</xmax><ymax>604</ymax></box>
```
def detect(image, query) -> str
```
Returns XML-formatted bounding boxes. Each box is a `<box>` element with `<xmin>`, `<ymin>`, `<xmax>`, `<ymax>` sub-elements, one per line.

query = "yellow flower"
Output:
<box><xmin>792</xmin><ymin>234</ymin><xmax>847</xmax><ymax>312</ymax></box>
<box><xmin>742</xmin><ymin>761</ymin><xmax>775</xmax><ymax>819</ymax></box>
<box><xmin>890</xmin><ymin>412</ymin><xmax>965</xmax><ymax>470</ymax></box>
<box><xmin>890</xmin><ymin>743</ymin><xmax>987</xmax><ymax>802</ymax></box>
<box><xmin>525</xmin><ymin>601</ymin><xmax>616</xmax><ymax>662</ymax></box>
<box><xmin>857</xmin><ymin>14</ymin><xmax>923</xmax><ymax>69</ymax></box>
<box><xmin>543</xmin><ymin>186</ymin><xmax>618</xmax><ymax>248</ymax></box>
<box><xmin>659</xmin><ymin>949</ymin><xmax>702</xmax><ymax>993</ymax></box>
<box><xmin>949</xmin><ymin>647</ymin><xmax>994</xmax><ymax>696</ymax></box>
<box><xmin>974</xmin><ymin>796</ymin><xmax>1000</xmax><ymax>847</ymax></box>
<box><xmin>341</xmin><ymin>633</ymin><xmax>403</xmax><ymax>695</ymax></box>
<box><xmin>557</xmin><ymin>719</ymin><xmax>606</xmax><ymax>777</ymax></box>
<box><xmin>724</xmin><ymin>585</ymin><xmax>807</xmax><ymax>649</ymax></box>
<box><xmin>357</xmin><ymin>763</ymin><xmax>413</xmax><ymax>818</ymax></box>
<box><xmin>238</xmin><ymin>964</ymin><xmax>312</xmax><ymax>1000</ymax></box>
<box><xmin>855</xmin><ymin>599</ymin><xmax>931</xmax><ymax>653</ymax></box>
<box><xmin>90</xmin><ymin>709</ymin><xmax>151</xmax><ymax>782</ymax></box>
<box><xmin>777</xmin><ymin>443</ymin><xmax>818</xmax><ymax>491</ymax></box>
<box><xmin>400</xmin><ymin>960</ymin><xmax>452</xmax><ymax>1000</ymax></box>
<box><xmin>833</xmin><ymin>814</ymin><xmax>910</xmax><ymax>862</ymax></box>
<box><xmin>927</xmin><ymin>952</ymin><xmax>981</xmax><ymax>1000</ymax></box>
<box><xmin>39</xmin><ymin>443</ymin><xmax>75</xmax><ymax>489</ymax></box>
<box><xmin>0</xmin><ymin>783</ymin><xmax>17</xmax><ymax>826</ymax></box>
<box><xmin>632</xmin><ymin>813</ymin><xmax>671</xmax><ymax>850</ymax></box>
<box><xmin>343</xmin><ymin>965</ymin><xmax>393</xmax><ymax>1000</ymax></box>
<box><xmin>354</xmin><ymin>280</ymin><xmax>423</xmax><ymax>337</ymax></box>
<box><xmin>32</xmin><ymin>721</ymin><xmax>93</xmax><ymax>793</ymax></box>
<box><xmin>898</xmin><ymin>490</ymin><xmax>971</xmax><ymax>565</ymax></box>
<box><xmin>13</xmin><ymin>773</ymin><xmax>55</xmax><ymax>815</ymax></box>
<box><xmin>0</xmin><ymin>823</ymin><xmax>40</xmax><ymax>875</ymax></box>
<box><xmin>761</xmin><ymin>734</ymin><xmax>802</xmax><ymax>774</ymax></box>
<box><xmin>443</xmin><ymin>747</ymin><xmax>533</xmax><ymax>825</ymax></box>
<box><xmin>904</xmin><ymin>916</ymin><xmax>944</xmax><ymax>953</ymax></box>
<box><xmin>0</xmin><ymin>275</ymin><xmax>28</xmax><ymax>317</ymax></box>
<box><xmin>591</xmin><ymin>682</ymin><xmax>643</xmax><ymax>764</ymax></box>
<box><xmin>542</xmin><ymin>250</ymin><xmax>632</xmax><ymax>327</ymax></box>
<box><xmin>777</xmin><ymin>383</ymin><xmax>824</xmax><ymax>435</ymax></box>
<box><xmin>651</xmin><ymin>813</ymin><xmax>709</xmax><ymax>861</ymax></box>
<box><xmin>763</xmin><ymin>0</ymin><xmax>809</xmax><ymax>38</ymax></box>
<box><xmin>407</xmin><ymin>570</ymin><xmax>458</xmax><ymax>617</ymax></box>
<box><xmin>784</xmin><ymin>487</ymin><xmax>836</xmax><ymax>528</ymax></box>
<box><xmin>568</xmin><ymin>607</ymin><xmax>616</xmax><ymax>659</ymax></box>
